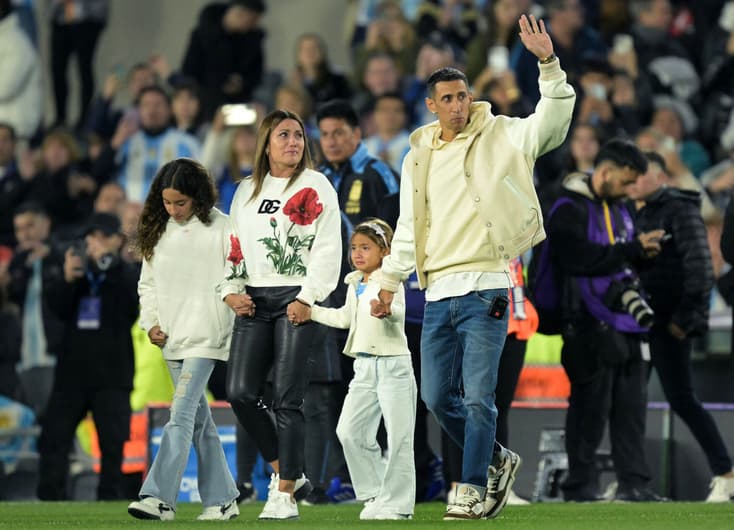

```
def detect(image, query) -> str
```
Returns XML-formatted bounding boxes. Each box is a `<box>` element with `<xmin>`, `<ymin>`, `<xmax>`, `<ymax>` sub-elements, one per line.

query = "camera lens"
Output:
<box><xmin>620</xmin><ymin>290</ymin><xmax>654</xmax><ymax>328</ymax></box>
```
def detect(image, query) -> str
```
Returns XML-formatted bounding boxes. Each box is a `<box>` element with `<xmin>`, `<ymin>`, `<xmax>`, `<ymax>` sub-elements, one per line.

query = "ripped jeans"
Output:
<box><xmin>139</xmin><ymin>357</ymin><xmax>238</xmax><ymax>508</ymax></box>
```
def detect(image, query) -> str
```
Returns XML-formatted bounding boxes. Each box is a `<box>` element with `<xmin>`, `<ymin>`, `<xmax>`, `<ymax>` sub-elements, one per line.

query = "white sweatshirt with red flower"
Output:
<box><xmin>221</xmin><ymin>168</ymin><xmax>342</xmax><ymax>306</ymax></box>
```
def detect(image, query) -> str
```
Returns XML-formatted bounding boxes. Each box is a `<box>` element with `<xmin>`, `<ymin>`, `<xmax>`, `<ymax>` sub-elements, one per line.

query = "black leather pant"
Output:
<box><xmin>226</xmin><ymin>286</ymin><xmax>316</xmax><ymax>481</ymax></box>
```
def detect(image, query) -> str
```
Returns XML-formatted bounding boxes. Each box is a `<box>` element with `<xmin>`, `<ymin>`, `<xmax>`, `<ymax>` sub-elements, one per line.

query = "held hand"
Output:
<box><xmin>668</xmin><ymin>322</ymin><xmax>686</xmax><ymax>341</ymax></box>
<box><xmin>638</xmin><ymin>229</ymin><xmax>665</xmax><ymax>257</ymax></box>
<box><xmin>148</xmin><ymin>325</ymin><xmax>168</xmax><ymax>347</ymax></box>
<box><xmin>371</xmin><ymin>289</ymin><xmax>394</xmax><ymax>319</ymax></box>
<box><xmin>518</xmin><ymin>14</ymin><xmax>554</xmax><ymax>60</ymax></box>
<box><xmin>225</xmin><ymin>293</ymin><xmax>255</xmax><ymax>317</ymax></box>
<box><xmin>287</xmin><ymin>300</ymin><xmax>310</xmax><ymax>326</ymax></box>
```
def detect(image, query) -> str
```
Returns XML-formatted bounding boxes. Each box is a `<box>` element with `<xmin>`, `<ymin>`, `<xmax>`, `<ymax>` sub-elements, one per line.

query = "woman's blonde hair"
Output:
<box><xmin>249</xmin><ymin>109</ymin><xmax>312</xmax><ymax>202</ymax></box>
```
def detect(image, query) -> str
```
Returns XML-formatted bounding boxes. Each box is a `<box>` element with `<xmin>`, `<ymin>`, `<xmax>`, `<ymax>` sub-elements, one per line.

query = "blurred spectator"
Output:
<box><xmin>171</xmin><ymin>80</ymin><xmax>206</xmax><ymax>141</ymax></box>
<box><xmin>650</xmin><ymin>98</ymin><xmax>710</xmax><ymax>177</ymax></box>
<box><xmin>576</xmin><ymin>56</ymin><xmax>634</xmax><ymax>138</ymax></box>
<box><xmin>7</xmin><ymin>203</ymin><xmax>64</xmax><ymax>416</ymax></box>
<box><xmin>701</xmin><ymin>134</ymin><xmax>734</xmax><ymax>212</ymax></box>
<box><xmin>352</xmin><ymin>52</ymin><xmax>405</xmax><ymax>124</ymax></box>
<box><xmin>403</xmin><ymin>32</ymin><xmax>456</xmax><ymax>127</ymax></box>
<box><xmin>511</xmin><ymin>0</ymin><xmax>606</xmax><ymax>103</ymax></box>
<box><xmin>464</xmin><ymin>0</ymin><xmax>524</xmax><ymax>84</ymax></box>
<box><xmin>28</xmin><ymin>130</ymin><xmax>96</xmax><ymax>232</ymax></box>
<box><xmin>0</xmin><ymin>123</ymin><xmax>34</xmax><ymax>247</ymax></box>
<box><xmin>700</xmin><ymin>2</ymin><xmax>734</xmax><ymax>160</ymax></box>
<box><xmin>610</xmin><ymin>69</ymin><xmax>646</xmax><ymax>136</ymax></box>
<box><xmin>216</xmin><ymin>125</ymin><xmax>256</xmax><ymax>213</ymax></box>
<box><xmin>0</xmin><ymin>244</ymin><xmax>21</xmax><ymax>401</ymax></box>
<box><xmin>49</xmin><ymin>0</ymin><xmax>109</xmax><ymax>131</ymax></box>
<box><xmin>316</xmin><ymin>99</ymin><xmax>400</xmax><ymax>226</ymax></box>
<box><xmin>415</xmin><ymin>0</ymin><xmax>480</xmax><ymax>57</ymax></box>
<box><xmin>628</xmin><ymin>151</ymin><xmax>734</xmax><ymax>503</ymax></box>
<box><xmin>119</xmin><ymin>200</ymin><xmax>142</xmax><ymax>265</ymax></box>
<box><xmin>87</xmin><ymin>62</ymin><xmax>156</xmax><ymax>141</ymax></box>
<box><xmin>93</xmin><ymin>181</ymin><xmax>126</xmax><ymax>215</ymax></box>
<box><xmin>290</xmin><ymin>33</ymin><xmax>352</xmax><ymax>108</ymax></box>
<box><xmin>566</xmin><ymin>122</ymin><xmax>602</xmax><ymax>175</ymax></box>
<box><xmin>356</xmin><ymin>0</ymin><xmax>417</xmax><ymax>76</ymax></box>
<box><xmin>93</xmin><ymin>86</ymin><xmax>201</xmax><ymax>204</ymax></box>
<box><xmin>474</xmin><ymin>70</ymin><xmax>533</xmax><ymax>118</ymax></box>
<box><xmin>362</xmin><ymin>92</ymin><xmax>411</xmax><ymax>174</ymax></box>
<box><xmin>38</xmin><ymin>212</ymin><xmax>138</xmax><ymax>500</ymax></box>
<box><xmin>180</xmin><ymin>0</ymin><xmax>266</xmax><ymax>121</ymax></box>
<box><xmin>0</xmin><ymin>0</ymin><xmax>43</xmax><ymax>139</ymax></box>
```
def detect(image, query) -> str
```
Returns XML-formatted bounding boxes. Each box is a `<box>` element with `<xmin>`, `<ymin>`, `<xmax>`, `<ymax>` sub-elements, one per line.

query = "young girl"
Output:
<box><xmin>306</xmin><ymin>219</ymin><xmax>417</xmax><ymax>520</ymax></box>
<box><xmin>127</xmin><ymin>158</ymin><xmax>240</xmax><ymax>521</ymax></box>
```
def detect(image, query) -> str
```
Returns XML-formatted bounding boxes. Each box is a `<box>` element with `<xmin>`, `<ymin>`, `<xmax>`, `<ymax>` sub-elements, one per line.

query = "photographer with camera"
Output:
<box><xmin>545</xmin><ymin>139</ymin><xmax>666</xmax><ymax>502</ymax></box>
<box><xmin>628</xmin><ymin>152</ymin><xmax>734</xmax><ymax>502</ymax></box>
<box><xmin>37</xmin><ymin>212</ymin><xmax>139</xmax><ymax>501</ymax></box>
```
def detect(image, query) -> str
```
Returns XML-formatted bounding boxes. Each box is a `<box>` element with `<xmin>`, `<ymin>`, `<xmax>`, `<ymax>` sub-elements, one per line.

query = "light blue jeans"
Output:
<box><xmin>139</xmin><ymin>357</ymin><xmax>238</xmax><ymax>508</ymax></box>
<box><xmin>420</xmin><ymin>289</ymin><xmax>509</xmax><ymax>488</ymax></box>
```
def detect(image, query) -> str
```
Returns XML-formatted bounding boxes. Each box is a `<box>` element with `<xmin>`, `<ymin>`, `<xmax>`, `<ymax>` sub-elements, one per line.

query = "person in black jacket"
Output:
<box><xmin>180</xmin><ymin>0</ymin><xmax>266</xmax><ymax>121</ymax></box>
<box><xmin>629</xmin><ymin>151</ymin><xmax>734</xmax><ymax>502</ymax></box>
<box><xmin>37</xmin><ymin>212</ymin><xmax>139</xmax><ymax>501</ymax></box>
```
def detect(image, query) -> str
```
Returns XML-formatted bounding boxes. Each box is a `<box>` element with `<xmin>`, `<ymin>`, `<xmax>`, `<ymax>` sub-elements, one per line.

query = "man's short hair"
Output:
<box><xmin>644</xmin><ymin>151</ymin><xmax>668</xmax><ymax>174</ymax></box>
<box><xmin>14</xmin><ymin>201</ymin><xmax>48</xmax><ymax>218</ymax></box>
<box><xmin>0</xmin><ymin>122</ymin><xmax>17</xmax><ymax>142</ymax></box>
<box><xmin>137</xmin><ymin>84</ymin><xmax>171</xmax><ymax>106</ymax></box>
<box><xmin>426</xmin><ymin>67</ymin><xmax>468</xmax><ymax>98</ymax></box>
<box><xmin>316</xmin><ymin>99</ymin><xmax>359</xmax><ymax>128</ymax></box>
<box><xmin>232</xmin><ymin>0</ymin><xmax>266</xmax><ymax>14</ymax></box>
<box><xmin>594</xmin><ymin>139</ymin><xmax>648</xmax><ymax>174</ymax></box>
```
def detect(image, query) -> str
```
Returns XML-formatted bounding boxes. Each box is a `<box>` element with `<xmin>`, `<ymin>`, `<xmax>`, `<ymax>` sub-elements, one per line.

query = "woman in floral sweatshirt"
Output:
<box><xmin>221</xmin><ymin>109</ymin><xmax>341</xmax><ymax>521</ymax></box>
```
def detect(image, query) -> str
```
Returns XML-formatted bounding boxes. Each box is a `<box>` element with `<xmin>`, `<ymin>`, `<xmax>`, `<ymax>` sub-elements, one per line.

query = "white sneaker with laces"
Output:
<box><xmin>127</xmin><ymin>496</ymin><xmax>175</xmax><ymax>521</ymax></box>
<box><xmin>484</xmin><ymin>447</ymin><xmax>521</xmax><ymax>519</ymax></box>
<box><xmin>197</xmin><ymin>501</ymin><xmax>240</xmax><ymax>520</ymax></box>
<box><xmin>259</xmin><ymin>488</ymin><xmax>299</xmax><ymax>520</ymax></box>
<box><xmin>359</xmin><ymin>498</ymin><xmax>380</xmax><ymax>520</ymax></box>
<box><xmin>706</xmin><ymin>474</ymin><xmax>734</xmax><ymax>502</ymax></box>
<box><xmin>264</xmin><ymin>472</ymin><xmax>313</xmax><ymax>502</ymax></box>
<box><xmin>443</xmin><ymin>483</ymin><xmax>485</xmax><ymax>520</ymax></box>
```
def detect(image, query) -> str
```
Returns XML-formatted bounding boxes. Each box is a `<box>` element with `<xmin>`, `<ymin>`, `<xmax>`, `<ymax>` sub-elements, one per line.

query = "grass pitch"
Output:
<box><xmin>0</xmin><ymin>501</ymin><xmax>732</xmax><ymax>529</ymax></box>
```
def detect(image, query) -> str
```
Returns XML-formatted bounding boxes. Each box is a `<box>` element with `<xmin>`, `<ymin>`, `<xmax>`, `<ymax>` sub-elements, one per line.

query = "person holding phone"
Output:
<box><xmin>371</xmin><ymin>15</ymin><xmax>575</xmax><ymax>520</ymax></box>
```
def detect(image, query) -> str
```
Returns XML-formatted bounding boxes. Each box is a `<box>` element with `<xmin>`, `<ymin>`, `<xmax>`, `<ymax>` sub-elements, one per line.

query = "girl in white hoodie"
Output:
<box><xmin>306</xmin><ymin>219</ymin><xmax>417</xmax><ymax>520</ymax></box>
<box><xmin>127</xmin><ymin>158</ymin><xmax>239</xmax><ymax>522</ymax></box>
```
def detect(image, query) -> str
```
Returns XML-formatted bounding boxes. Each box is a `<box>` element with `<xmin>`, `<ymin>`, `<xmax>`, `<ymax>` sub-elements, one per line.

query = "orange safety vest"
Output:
<box><xmin>90</xmin><ymin>410</ymin><xmax>148</xmax><ymax>475</ymax></box>
<box><xmin>507</xmin><ymin>257</ymin><xmax>539</xmax><ymax>341</ymax></box>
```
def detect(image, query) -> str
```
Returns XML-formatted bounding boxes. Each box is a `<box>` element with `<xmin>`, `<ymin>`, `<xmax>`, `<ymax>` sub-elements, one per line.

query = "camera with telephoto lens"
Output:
<box><xmin>603</xmin><ymin>279</ymin><xmax>655</xmax><ymax>328</ymax></box>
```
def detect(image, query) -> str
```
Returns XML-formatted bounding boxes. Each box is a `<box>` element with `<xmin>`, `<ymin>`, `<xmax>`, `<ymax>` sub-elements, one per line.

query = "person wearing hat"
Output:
<box><xmin>37</xmin><ymin>211</ymin><xmax>139</xmax><ymax>501</ymax></box>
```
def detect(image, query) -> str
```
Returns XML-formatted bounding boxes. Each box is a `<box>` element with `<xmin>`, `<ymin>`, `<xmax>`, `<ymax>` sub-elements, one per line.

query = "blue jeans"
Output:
<box><xmin>420</xmin><ymin>289</ymin><xmax>509</xmax><ymax>487</ymax></box>
<box><xmin>140</xmin><ymin>358</ymin><xmax>238</xmax><ymax>508</ymax></box>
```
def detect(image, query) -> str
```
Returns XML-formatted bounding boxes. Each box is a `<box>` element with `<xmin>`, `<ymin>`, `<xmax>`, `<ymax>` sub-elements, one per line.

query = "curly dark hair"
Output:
<box><xmin>136</xmin><ymin>158</ymin><xmax>217</xmax><ymax>261</ymax></box>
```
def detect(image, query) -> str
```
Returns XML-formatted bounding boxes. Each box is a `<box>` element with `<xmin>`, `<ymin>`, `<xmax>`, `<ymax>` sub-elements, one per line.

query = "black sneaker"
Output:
<box><xmin>614</xmin><ymin>486</ymin><xmax>668</xmax><ymax>502</ymax></box>
<box><xmin>300</xmin><ymin>487</ymin><xmax>331</xmax><ymax>506</ymax></box>
<box><xmin>237</xmin><ymin>481</ymin><xmax>257</xmax><ymax>504</ymax></box>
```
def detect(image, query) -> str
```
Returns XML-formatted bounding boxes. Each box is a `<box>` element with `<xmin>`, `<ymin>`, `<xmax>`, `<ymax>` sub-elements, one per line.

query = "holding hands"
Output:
<box><xmin>518</xmin><ymin>14</ymin><xmax>554</xmax><ymax>61</ymax></box>
<box><xmin>225</xmin><ymin>293</ymin><xmax>256</xmax><ymax>317</ymax></box>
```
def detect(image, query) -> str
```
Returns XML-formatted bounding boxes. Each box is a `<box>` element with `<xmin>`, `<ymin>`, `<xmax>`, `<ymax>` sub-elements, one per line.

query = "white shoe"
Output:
<box><xmin>506</xmin><ymin>489</ymin><xmax>530</xmax><ymax>505</ymax></box>
<box><xmin>373</xmin><ymin>512</ymin><xmax>412</xmax><ymax>520</ymax></box>
<box><xmin>259</xmin><ymin>488</ymin><xmax>299</xmax><ymax>520</ymax></box>
<box><xmin>128</xmin><ymin>497</ymin><xmax>175</xmax><ymax>521</ymax></box>
<box><xmin>443</xmin><ymin>483</ymin><xmax>485</xmax><ymax>520</ymax></box>
<box><xmin>706</xmin><ymin>474</ymin><xmax>734</xmax><ymax>502</ymax></box>
<box><xmin>359</xmin><ymin>498</ymin><xmax>380</xmax><ymax>520</ymax></box>
<box><xmin>484</xmin><ymin>447</ymin><xmax>522</xmax><ymax>518</ymax></box>
<box><xmin>264</xmin><ymin>472</ymin><xmax>313</xmax><ymax>502</ymax></box>
<box><xmin>197</xmin><ymin>501</ymin><xmax>240</xmax><ymax>520</ymax></box>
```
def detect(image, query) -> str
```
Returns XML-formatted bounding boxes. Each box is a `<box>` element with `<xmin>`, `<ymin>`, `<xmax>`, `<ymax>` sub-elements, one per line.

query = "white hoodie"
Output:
<box><xmin>138</xmin><ymin>208</ymin><xmax>234</xmax><ymax>361</ymax></box>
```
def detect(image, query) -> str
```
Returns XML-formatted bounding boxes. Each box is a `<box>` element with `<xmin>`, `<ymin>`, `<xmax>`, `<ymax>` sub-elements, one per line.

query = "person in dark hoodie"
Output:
<box><xmin>628</xmin><ymin>151</ymin><xmax>734</xmax><ymax>502</ymax></box>
<box><xmin>37</xmin><ymin>212</ymin><xmax>139</xmax><ymax>501</ymax></box>
<box><xmin>180</xmin><ymin>0</ymin><xmax>266</xmax><ymax>121</ymax></box>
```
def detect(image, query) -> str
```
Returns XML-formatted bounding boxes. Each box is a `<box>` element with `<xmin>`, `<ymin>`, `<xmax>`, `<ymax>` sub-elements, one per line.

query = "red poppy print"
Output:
<box><xmin>282</xmin><ymin>187</ymin><xmax>323</xmax><ymax>226</ymax></box>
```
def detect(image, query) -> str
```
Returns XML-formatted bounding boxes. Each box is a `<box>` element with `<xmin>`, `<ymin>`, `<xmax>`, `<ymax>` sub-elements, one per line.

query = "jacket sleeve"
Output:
<box><xmin>548</xmin><ymin>200</ymin><xmax>644</xmax><ymax>276</ymax></box>
<box><xmin>220</xmin><ymin>187</ymin><xmax>248</xmax><ymax>299</ymax></box>
<box><xmin>386</xmin><ymin>283</ymin><xmax>407</xmax><ymax>324</ymax></box>
<box><xmin>670</xmin><ymin>203</ymin><xmax>714</xmax><ymax>334</ymax></box>
<box><xmin>310</xmin><ymin>284</ymin><xmax>354</xmax><ymax>329</ymax></box>
<box><xmin>380</xmin><ymin>153</ymin><xmax>417</xmax><ymax>292</ymax></box>
<box><xmin>503</xmin><ymin>59</ymin><xmax>576</xmax><ymax>159</ymax></box>
<box><xmin>297</xmin><ymin>184</ymin><xmax>342</xmax><ymax>306</ymax></box>
<box><xmin>137</xmin><ymin>258</ymin><xmax>158</xmax><ymax>331</ymax></box>
<box><xmin>0</xmin><ymin>38</ymin><xmax>33</xmax><ymax>101</ymax></box>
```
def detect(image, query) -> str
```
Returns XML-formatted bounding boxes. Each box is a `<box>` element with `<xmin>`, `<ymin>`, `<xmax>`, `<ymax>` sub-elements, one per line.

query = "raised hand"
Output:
<box><xmin>518</xmin><ymin>14</ymin><xmax>554</xmax><ymax>60</ymax></box>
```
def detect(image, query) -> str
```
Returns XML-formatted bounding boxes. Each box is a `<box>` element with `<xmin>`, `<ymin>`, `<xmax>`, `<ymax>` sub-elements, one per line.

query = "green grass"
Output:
<box><xmin>0</xmin><ymin>501</ymin><xmax>733</xmax><ymax>529</ymax></box>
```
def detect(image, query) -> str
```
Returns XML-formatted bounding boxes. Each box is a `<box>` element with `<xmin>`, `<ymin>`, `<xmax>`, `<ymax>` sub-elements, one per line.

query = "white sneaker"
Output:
<box><xmin>264</xmin><ymin>473</ymin><xmax>313</xmax><ymax>502</ymax></box>
<box><xmin>484</xmin><ymin>447</ymin><xmax>521</xmax><ymax>519</ymax></box>
<box><xmin>259</xmin><ymin>488</ymin><xmax>299</xmax><ymax>520</ymax></box>
<box><xmin>128</xmin><ymin>496</ymin><xmax>175</xmax><ymax>521</ymax></box>
<box><xmin>506</xmin><ymin>489</ymin><xmax>530</xmax><ymax>505</ymax></box>
<box><xmin>706</xmin><ymin>475</ymin><xmax>734</xmax><ymax>502</ymax></box>
<box><xmin>197</xmin><ymin>501</ymin><xmax>240</xmax><ymax>520</ymax></box>
<box><xmin>359</xmin><ymin>498</ymin><xmax>380</xmax><ymax>520</ymax></box>
<box><xmin>443</xmin><ymin>483</ymin><xmax>485</xmax><ymax>520</ymax></box>
<box><xmin>373</xmin><ymin>512</ymin><xmax>412</xmax><ymax>520</ymax></box>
